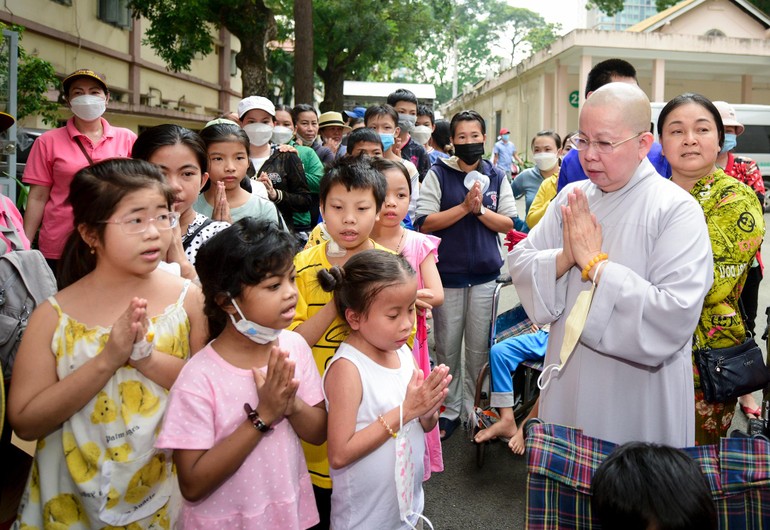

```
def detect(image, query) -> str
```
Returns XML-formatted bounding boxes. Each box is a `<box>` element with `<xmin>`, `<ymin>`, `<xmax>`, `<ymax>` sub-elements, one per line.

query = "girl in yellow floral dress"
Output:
<box><xmin>8</xmin><ymin>159</ymin><xmax>207</xmax><ymax>529</ymax></box>
<box><xmin>658</xmin><ymin>94</ymin><xmax>765</xmax><ymax>445</ymax></box>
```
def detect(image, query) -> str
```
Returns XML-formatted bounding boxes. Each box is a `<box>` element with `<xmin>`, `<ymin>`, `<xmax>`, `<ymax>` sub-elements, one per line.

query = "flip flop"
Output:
<box><xmin>741</xmin><ymin>404</ymin><xmax>762</xmax><ymax>418</ymax></box>
<box><xmin>439</xmin><ymin>417</ymin><xmax>460</xmax><ymax>441</ymax></box>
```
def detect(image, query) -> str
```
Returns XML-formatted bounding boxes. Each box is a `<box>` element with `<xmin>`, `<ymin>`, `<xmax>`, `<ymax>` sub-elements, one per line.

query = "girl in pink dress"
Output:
<box><xmin>370</xmin><ymin>158</ymin><xmax>445</xmax><ymax>478</ymax></box>
<box><xmin>156</xmin><ymin>219</ymin><xmax>327</xmax><ymax>529</ymax></box>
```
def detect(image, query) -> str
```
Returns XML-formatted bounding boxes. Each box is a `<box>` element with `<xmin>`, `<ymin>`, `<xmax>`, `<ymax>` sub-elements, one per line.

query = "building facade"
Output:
<box><xmin>0</xmin><ymin>0</ymin><xmax>244</xmax><ymax>132</ymax></box>
<box><xmin>441</xmin><ymin>0</ymin><xmax>770</xmax><ymax>162</ymax></box>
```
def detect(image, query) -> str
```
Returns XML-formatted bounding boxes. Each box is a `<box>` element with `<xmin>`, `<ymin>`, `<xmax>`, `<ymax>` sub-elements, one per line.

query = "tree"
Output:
<box><xmin>128</xmin><ymin>0</ymin><xmax>277</xmax><ymax>97</ymax></box>
<box><xmin>525</xmin><ymin>23</ymin><xmax>562</xmax><ymax>54</ymax></box>
<box><xmin>592</xmin><ymin>0</ymin><xmax>770</xmax><ymax>17</ymax></box>
<box><xmin>411</xmin><ymin>0</ymin><xmax>548</xmax><ymax>104</ymax></box>
<box><xmin>312</xmin><ymin>0</ymin><xmax>447</xmax><ymax>111</ymax></box>
<box><xmin>293</xmin><ymin>0</ymin><xmax>314</xmax><ymax>104</ymax></box>
<box><xmin>0</xmin><ymin>24</ymin><xmax>60</xmax><ymax>126</ymax></box>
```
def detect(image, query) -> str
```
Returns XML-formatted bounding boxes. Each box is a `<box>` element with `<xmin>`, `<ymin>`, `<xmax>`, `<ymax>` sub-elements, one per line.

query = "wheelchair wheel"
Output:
<box><xmin>473</xmin><ymin>363</ymin><xmax>491</xmax><ymax>469</ymax></box>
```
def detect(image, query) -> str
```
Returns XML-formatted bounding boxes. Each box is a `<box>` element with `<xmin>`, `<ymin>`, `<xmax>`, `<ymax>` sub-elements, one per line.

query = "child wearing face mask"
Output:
<box><xmin>238</xmin><ymin>97</ymin><xmax>312</xmax><ymax>235</ymax></box>
<box><xmin>512</xmin><ymin>131</ymin><xmax>562</xmax><ymax>224</ymax></box>
<box><xmin>386</xmin><ymin>88</ymin><xmax>431</xmax><ymax>183</ymax></box>
<box><xmin>157</xmin><ymin>218</ymin><xmax>327</xmax><ymax>529</ymax></box>
<box><xmin>22</xmin><ymin>69</ymin><xmax>136</xmax><ymax>275</ymax></box>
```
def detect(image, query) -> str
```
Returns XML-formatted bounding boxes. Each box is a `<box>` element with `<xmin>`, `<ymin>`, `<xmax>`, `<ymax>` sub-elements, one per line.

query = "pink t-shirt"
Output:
<box><xmin>156</xmin><ymin>330</ymin><xmax>323</xmax><ymax>530</ymax></box>
<box><xmin>22</xmin><ymin>117</ymin><xmax>137</xmax><ymax>258</ymax></box>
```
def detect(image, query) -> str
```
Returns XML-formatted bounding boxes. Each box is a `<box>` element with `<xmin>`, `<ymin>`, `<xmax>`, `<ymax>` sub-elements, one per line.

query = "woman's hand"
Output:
<box><xmin>403</xmin><ymin>364</ymin><xmax>451</xmax><ymax>423</ymax></box>
<box><xmin>258</xmin><ymin>172</ymin><xmax>278</xmax><ymax>201</ymax></box>
<box><xmin>463</xmin><ymin>181</ymin><xmax>482</xmax><ymax>215</ymax></box>
<box><xmin>103</xmin><ymin>298</ymin><xmax>148</xmax><ymax>372</ymax></box>
<box><xmin>416</xmin><ymin>289</ymin><xmax>434</xmax><ymax>311</ymax></box>
<box><xmin>563</xmin><ymin>188</ymin><xmax>603</xmax><ymax>270</ymax></box>
<box><xmin>212</xmin><ymin>181</ymin><xmax>232</xmax><ymax>223</ymax></box>
<box><xmin>251</xmin><ymin>347</ymin><xmax>299</xmax><ymax>426</ymax></box>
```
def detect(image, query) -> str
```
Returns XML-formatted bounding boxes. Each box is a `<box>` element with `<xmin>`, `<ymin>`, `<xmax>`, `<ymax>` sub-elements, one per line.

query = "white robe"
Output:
<box><xmin>508</xmin><ymin>158</ymin><xmax>713</xmax><ymax>447</ymax></box>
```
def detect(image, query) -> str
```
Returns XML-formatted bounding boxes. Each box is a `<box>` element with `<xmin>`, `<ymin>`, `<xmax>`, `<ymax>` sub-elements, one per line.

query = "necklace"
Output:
<box><xmin>395</xmin><ymin>228</ymin><xmax>406</xmax><ymax>254</ymax></box>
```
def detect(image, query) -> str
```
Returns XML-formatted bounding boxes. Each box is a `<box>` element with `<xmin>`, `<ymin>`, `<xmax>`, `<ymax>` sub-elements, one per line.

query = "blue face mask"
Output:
<box><xmin>380</xmin><ymin>133</ymin><xmax>395</xmax><ymax>152</ymax></box>
<box><xmin>720</xmin><ymin>133</ymin><xmax>737</xmax><ymax>154</ymax></box>
<box><xmin>502</xmin><ymin>134</ymin><xmax>510</xmax><ymax>141</ymax></box>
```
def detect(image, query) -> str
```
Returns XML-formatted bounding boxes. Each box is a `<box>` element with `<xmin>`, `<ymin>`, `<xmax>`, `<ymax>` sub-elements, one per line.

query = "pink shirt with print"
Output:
<box><xmin>22</xmin><ymin>117</ymin><xmax>136</xmax><ymax>258</ymax></box>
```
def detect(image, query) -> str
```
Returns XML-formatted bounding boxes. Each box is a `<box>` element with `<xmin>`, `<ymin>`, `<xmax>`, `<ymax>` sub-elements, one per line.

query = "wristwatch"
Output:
<box><xmin>475</xmin><ymin>205</ymin><xmax>487</xmax><ymax>216</ymax></box>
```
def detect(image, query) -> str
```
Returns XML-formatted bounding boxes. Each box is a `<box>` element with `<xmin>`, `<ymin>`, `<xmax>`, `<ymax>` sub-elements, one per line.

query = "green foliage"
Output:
<box><xmin>128</xmin><ymin>0</ymin><xmax>278</xmax><ymax>95</ymax></box>
<box><xmin>0</xmin><ymin>24</ymin><xmax>60</xmax><ymax>126</ymax></box>
<box><xmin>586</xmin><ymin>0</ymin><xmax>625</xmax><ymax>17</ymax></box>
<box><xmin>313</xmin><ymin>0</ymin><xmax>446</xmax><ymax>110</ymax></box>
<box><xmin>410</xmin><ymin>0</ymin><xmax>547</xmax><ymax>104</ymax></box>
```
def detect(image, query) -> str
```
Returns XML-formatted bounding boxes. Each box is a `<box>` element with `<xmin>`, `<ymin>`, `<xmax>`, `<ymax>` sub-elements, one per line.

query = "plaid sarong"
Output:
<box><xmin>525</xmin><ymin>423</ymin><xmax>770</xmax><ymax>530</ymax></box>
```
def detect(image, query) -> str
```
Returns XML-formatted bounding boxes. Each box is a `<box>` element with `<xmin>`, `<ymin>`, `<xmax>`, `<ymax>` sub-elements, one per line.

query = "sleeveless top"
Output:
<box><xmin>15</xmin><ymin>280</ymin><xmax>192</xmax><ymax>530</ymax></box>
<box><xmin>324</xmin><ymin>342</ymin><xmax>425</xmax><ymax>529</ymax></box>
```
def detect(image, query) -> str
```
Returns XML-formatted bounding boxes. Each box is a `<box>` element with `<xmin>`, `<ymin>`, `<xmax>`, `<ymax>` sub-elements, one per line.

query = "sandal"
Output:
<box><xmin>741</xmin><ymin>404</ymin><xmax>762</xmax><ymax>418</ymax></box>
<box><xmin>439</xmin><ymin>417</ymin><xmax>460</xmax><ymax>441</ymax></box>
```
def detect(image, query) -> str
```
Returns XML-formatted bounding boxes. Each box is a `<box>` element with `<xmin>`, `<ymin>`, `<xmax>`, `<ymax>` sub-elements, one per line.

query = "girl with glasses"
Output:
<box><xmin>8</xmin><ymin>158</ymin><xmax>207</xmax><ymax>529</ymax></box>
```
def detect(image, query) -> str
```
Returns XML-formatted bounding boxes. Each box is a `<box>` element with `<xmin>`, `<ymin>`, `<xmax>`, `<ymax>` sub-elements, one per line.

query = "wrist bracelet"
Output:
<box><xmin>378</xmin><ymin>414</ymin><xmax>397</xmax><ymax>439</ymax></box>
<box><xmin>581</xmin><ymin>252</ymin><xmax>608</xmax><ymax>281</ymax></box>
<box><xmin>244</xmin><ymin>403</ymin><xmax>272</xmax><ymax>433</ymax></box>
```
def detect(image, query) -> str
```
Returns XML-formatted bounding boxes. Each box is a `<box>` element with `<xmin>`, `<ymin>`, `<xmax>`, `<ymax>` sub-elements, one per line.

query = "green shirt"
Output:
<box><xmin>289</xmin><ymin>140</ymin><xmax>324</xmax><ymax>228</ymax></box>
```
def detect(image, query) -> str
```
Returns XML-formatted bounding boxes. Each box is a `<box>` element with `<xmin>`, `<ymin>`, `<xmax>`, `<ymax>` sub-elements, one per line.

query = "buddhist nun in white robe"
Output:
<box><xmin>509</xmin><ymin>83</ymin><xmax>713</xmax><ymax>447</ymax></box>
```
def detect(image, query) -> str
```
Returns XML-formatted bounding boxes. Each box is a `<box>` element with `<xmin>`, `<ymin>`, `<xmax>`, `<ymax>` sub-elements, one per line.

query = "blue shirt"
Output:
<box><xmin>493</xmin><ymin>140</ymin><xmax>517</xmax><ymax>172</ymax></box>
<box><xmin>511</xmin><ymin>167</ymin><xmax>544</xmax><ymax>215</ymax></box>
<box><xmin>557</xmin><ymin>142</ymin><xmax>671</xmax><ymax>192</ymax></box>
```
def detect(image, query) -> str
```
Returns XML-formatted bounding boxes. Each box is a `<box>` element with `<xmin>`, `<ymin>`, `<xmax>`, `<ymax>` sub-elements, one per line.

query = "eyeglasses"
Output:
<box><xmin>100</xmin><ymin>211</ymin><xmax>179</xmax><ymax>235</ymax></box>
<box><xmin>570</xmin><ymin>132</ymin><xmax>645</xmax><ymax>154</ymax></box>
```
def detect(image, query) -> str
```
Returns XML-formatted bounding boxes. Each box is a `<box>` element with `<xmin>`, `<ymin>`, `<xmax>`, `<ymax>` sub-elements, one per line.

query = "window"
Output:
<box><xmin>705</xmin><ymin>29</ymin><xmax>726</xmax><ymax>37</ymax></box>
<box><xmin>98</xmin><ymin>0</ymin><xmax>132</xmax><ymax>29</ymax></box>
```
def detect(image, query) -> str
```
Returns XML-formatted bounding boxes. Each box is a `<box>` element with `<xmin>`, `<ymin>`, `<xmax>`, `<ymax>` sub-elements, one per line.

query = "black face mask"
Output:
<box><xmin>454</xmin><ymin>142</ymin><xmax>485</xmax><ymax>165</ymax></box>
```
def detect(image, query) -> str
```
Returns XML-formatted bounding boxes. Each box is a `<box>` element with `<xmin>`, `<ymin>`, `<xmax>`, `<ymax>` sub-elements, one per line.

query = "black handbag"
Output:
<box><xmin>694</xmin><ymin>336</ymin><xmax>770</xmax><ymax>403</ymax></box>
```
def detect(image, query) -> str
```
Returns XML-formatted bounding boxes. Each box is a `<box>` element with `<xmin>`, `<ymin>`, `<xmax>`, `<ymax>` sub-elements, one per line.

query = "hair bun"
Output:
<box><xmin>317</xmin><ymin>265</ymin><xmax>345</xmax><ymax>292</ymax></box>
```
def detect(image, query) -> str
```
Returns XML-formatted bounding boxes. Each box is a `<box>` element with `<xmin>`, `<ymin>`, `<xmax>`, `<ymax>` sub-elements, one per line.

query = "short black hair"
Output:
<box><xmin>291</xmin><ymin>103</ymin><xmax>317</xmax><ymax>124</ymax></box>
<box><xmin>591</xmin><ymin>442</ymin><xmax>717</xmax><ymax>530</ymax></box>
<box><xmin>386</xmin><ymin>88</ymin><xmax>418</xmax><ymax>108</ymax></box>
<box><xmin>417</xmin><ymin>104</ymin><xmax>435</xmax><ymax>125</ymax></box>
<box><xmin>346</xmin><ymin>127</ymin><xmax>383</xmax><ymax>155</ymax></box>
<box><xmin>196</xmin><ymin>218</ymin><xmax>297</xmax><ymax>340</ymax></box>
<box><xmin>531</xmin><ymin>130</ymin><xmax>562</xmax><ymax>150</ymax></box>
<box><xmin>657</xmin><ymin>92</ymin><xmax>725</xmax><ymax>150</ymax></box>
<box><xmin>432</xmin><ymin>119</ymin><xmax>452</xmax><ymax>155</ymax></box>
<box><xmin>449</xmin><ymin>110</ymin><xmax>486</xmax><ymax>138</ymax></box>
<box><xmin>585</xmin><ymin>59</ymin><xmax>637</xmax><ymax>97</ymax></box>
<box><xmin>319</xmin><ymin>156</ymin><xmax>387</xmax><ymax>211</ymax></box>
<box><xmin>364</xmin><ymin>104</ymin><xmax>399</xmax><ymax>129</ymax></box>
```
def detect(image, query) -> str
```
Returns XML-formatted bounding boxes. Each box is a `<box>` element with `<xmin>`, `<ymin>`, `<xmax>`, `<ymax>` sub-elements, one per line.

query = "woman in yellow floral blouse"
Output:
<box><xmin>658</xmin><ymin>93</ymin><xmax>765</xmax><ymax>445</ymax></box>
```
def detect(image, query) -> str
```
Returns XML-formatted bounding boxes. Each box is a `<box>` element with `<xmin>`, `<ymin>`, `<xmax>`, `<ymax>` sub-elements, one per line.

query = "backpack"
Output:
<box><xmin>0</xmin><ymin>250</ymin><xmax>57</xmax><ymax>380</ymax></box>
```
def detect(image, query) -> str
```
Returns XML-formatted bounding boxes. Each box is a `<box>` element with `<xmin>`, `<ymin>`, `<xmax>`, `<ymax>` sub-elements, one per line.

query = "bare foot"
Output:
<box><xmin>508</xmin><ymin>428</ymin><xmax>526</xmax><ymax>455</ymax></box>
<box><xmin>739</xmin><ymin>394</ymin><xmax>762</xmax><ymax>418</ymax></box>
<box><xmin>474</xmin><ymin>416</ymin><xmax>518</xmax><ymax>443</ymax></box>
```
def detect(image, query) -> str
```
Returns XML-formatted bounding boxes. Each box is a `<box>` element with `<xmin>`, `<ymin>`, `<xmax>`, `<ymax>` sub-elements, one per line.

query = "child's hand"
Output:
<box><xmin>212</xmin><ymin>181</ymin><xmax>232</xmax><ymax>223</ymax></box>
<box><xmin>258</xmin><ymin>172</ymin><xmax>277</xmax><ymax>201</ymax></box>
<box><xmin>251</xmin><ymin>346</ymin><xmax>299</xmax><ymax>426</ymax></box>
<box><xmin>416</xmin><ymin>289</ymin><xmax>434</xmax><ymax>311</ymax></box>
<box><xmin>104</xmin><ymin>298</ymin><xmax>149</xmax><ymax>371</ymax></box>
<box><xmin>403</xmin><ymin>364</ymin><xmax>451</xmax><ymax>423</ymax></box>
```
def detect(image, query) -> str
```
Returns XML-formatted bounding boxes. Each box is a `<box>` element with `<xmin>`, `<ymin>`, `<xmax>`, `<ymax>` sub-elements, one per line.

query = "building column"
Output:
<box><xmin>543</xmin><ymin>72</ymin><xmax>554</xmax><ymax>130</ymax></box>
<box><xmin>742</xmin><ymin>75</ymin><xmax>753</xmax><ymax>104</ymax></box>
<box><xmin>556</xmin><ymin>61</ymin><xmax>569</xmax><ymax>136</ymax></box>
<box><xmin>128</xmin><ymin>18</ymin><xmax>141</xmax><ymax>106</ymax></box>
<box><xmin>651</xmin><ymin>58</ymin><xmax>665</xmax><ymax>103</ymax></box>
<box><xmin>579</xmin><ymin>55</ymin><xmax>592</xmax><ymax>108</ymax></box>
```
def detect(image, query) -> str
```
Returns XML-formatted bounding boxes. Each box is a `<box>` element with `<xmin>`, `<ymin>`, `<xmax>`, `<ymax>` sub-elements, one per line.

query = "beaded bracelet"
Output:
<box><xmin>581</xmin><ymin>252</ymin><xmax>608</xmax><ymax>281</ymax></box>
<box><xmin>378</xmin><ymin>414</ymin><xmax>397</xmax><ymax>439</ymax></box>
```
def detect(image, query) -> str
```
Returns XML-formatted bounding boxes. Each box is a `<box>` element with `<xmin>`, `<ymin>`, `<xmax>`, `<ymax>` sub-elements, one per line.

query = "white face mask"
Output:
<box><xmin>243</xmin><ymin>122</ymin><xmax>274</xmax><ymax>146</ymax></box>
<box><xmin>394</xmin><ymin>404</ymin><xmax>433</xmax><ymax>530</ymax></box>
<box><xmin>533</xmin><ymin>152</ymin><xmax>558</xmax><ymax>172</ymax></box>
<box><xmin>271</xmin><ymin>125</ymin><xmax>294</xmax><ymax>145</ymax></box>
<box><xmin>70</xmin><ymin>95</ymin><xmax>107</xmax><ymax>122</ymax></box>
<box><xmin>229</xmin><ymin>298</ymin><xmax>281</xmax><ymax>344</ymax></box>
<box><xmin>411</xmin><ymin>125</ymin><xmax>432</xmax><ymax>146</ymax></box>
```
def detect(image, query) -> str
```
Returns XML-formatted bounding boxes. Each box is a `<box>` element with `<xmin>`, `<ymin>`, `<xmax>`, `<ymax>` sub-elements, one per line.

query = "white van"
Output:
<box><xmin>651</xmin><ymin>102</ymin><xmax>770</xmax><ymax>210</ymax></box>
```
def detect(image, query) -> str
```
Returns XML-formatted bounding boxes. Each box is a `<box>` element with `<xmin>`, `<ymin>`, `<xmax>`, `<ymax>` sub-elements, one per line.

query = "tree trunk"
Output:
<box><xmin>235</xmin><ymin>39</ymin><xmax>269</xmax><ymax>97</ymax></box>
<box><xmin>293</xmin><ymin>0</ymin><xmax>314</xmax><ymax>105</ymax></box>
<box><xmin>228</xmin><ymin>1</ymin><xmax>275</xmax><ymax>97</ymax></box>
<box><xmin>319</xmin><ymin>69</ymin><xmax>345</xmax><ymax>112</ymax></box>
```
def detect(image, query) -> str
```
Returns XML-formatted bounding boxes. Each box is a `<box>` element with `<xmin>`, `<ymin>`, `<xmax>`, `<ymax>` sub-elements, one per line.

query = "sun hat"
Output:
<box><xmin>318</xmin><ymin>111</ymin><xmax>351</xmax><ymax>130</ymax></box>
<box><xmin>712</xmin><ymin>101</ymin><xmax>744</xmax><ymax>136</ymax></box>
